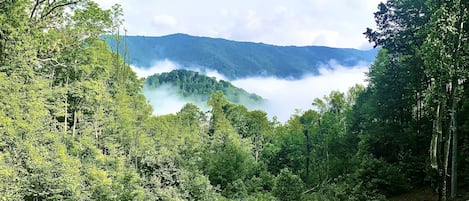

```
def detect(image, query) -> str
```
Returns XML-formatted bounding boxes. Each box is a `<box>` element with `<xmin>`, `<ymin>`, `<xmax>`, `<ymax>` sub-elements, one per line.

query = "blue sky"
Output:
<box><xmin>96</xmin><ymin>0</ymin><xmax>382</xmax><ymax>49</ymax></box>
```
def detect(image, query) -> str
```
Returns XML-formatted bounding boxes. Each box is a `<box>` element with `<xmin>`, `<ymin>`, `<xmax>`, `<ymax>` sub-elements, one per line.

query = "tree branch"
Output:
<box><xmin>30</xmin><ymin>0</ymin><xmax>47</xmax><ymax>19</ymax></box>
<box><xmin>40</xmin><ymin>1</ymin><xmax>79</xmax><ymax>20</ymax></box>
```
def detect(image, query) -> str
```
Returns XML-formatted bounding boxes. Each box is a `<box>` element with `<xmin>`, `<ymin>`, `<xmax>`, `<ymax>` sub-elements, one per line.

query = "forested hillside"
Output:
<box><xmin>145</xmin><ymin>69</ymin><xmax>264</xmax><ymax>107</ymax></box>
<box><xmin>1</xmin><ymin>0</ymin><xmax>469</xmax><ymax>201</ymax></box>
<box><xmin>359</xmin><ymin>0</ymin><xmax>469</xmax><ymax>200</ymax></box>
<box><xmin>105</xmin><ymin>34</ymin><xmax>379</xmax><ymax>79</ymax></box>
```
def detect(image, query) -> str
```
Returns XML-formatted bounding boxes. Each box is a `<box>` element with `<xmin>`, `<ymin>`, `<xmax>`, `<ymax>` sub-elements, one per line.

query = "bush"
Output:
<box><xmin>305</xmin><ymin>178</ymin><xmax>387</xmax><ymax>201</ymax></box>
<box><xmin>223</xmin><ymin>179</ymin><xmax>248</xmax><ymax>199</ymax></box>
<box><xmin>354</xmin><ymin>155</ymin><xmax>410</xmax><ymax>196</ymax></box>
<box><xmin>272</xmin><ymin>168</ymin><xmax>304</xmax><ymax>201</ymax></box>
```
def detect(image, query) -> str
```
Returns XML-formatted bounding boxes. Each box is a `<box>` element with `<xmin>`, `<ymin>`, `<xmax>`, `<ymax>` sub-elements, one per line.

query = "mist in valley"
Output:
<box><xmin>133</xmin><ymin>60</ymin><xmax>368</xmax><ymax>122</ymax></box>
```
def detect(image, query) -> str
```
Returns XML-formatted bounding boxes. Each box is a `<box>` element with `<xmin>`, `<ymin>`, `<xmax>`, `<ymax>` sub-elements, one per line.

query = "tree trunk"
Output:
<box><xmin>450</xmin><ymin>108</ymin><xmax>457</xmax><ymax>199</ymax></box>
<box><xmin>450</xmin><ymin>4</ymin><xmax>465</xmax><ymax>197</ymax></box>
<box><xmin>64</xmin><ymin>93</ymin><xmax>68</xmax><ymax>134</ymax></box>
<box><xmin>443</xmin><ymin>118</ymin><xmax>451</xmax><ymax>201</ymax></box>
<box><xmin>64</xmin><ymin>76</ymin><xmax>69</xmax><ymax>135</ymax></box>
<box><xmin>254</xmin><ymin>135</ymin><xmax>259</xmax><ymax>163</ymax></box>
<box><xmin>72</xmin><ymin>110</ymin><xmax>77</xmax><ymax>138</ymax></box>
<box><xmin>94</xmin><ymin>120</ymin><xmax>100</xmax><ymax>151</ymax></box>
<box><xmin>304</xmin><ymin>129</ymin><xmax>311</xmax><ymax>187</ymax></box>
<box><xmin>434</xmin><ymin>101</ymin><xmax>444</xmax><ymax>201</ymax></box>
<box><xmin>450</xmin><ymin>77</ymin><xmax>459</xmax><ymax>199</ymax></box>
<box><xmin>442</xmin><ymin>77</ymin><xmax>460</xmax><ymax>201</ymax></box>
<box><xmin>430</xmin><ymin>105</ymin><xmax>439</xmax><ymax>170</ymax></box>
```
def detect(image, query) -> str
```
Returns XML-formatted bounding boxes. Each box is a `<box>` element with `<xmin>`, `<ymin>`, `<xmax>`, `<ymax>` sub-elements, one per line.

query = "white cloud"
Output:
<box><xmin>297</xmin><ymin>30</ymin><xmax>341</xmax><ymax>48</ymax></box>
<box><xmin>143</xmin><ymin>85</ymin><xmax>190</xmax><ymax>116</ymax></box>
<box><xmin>232</xmin><ymin>63</ymin><xmax>369</xmax><ymax>122</ymax></box>
<box><xmin>130</xmin><ymin>59</ymin><xmax>179</xmax><ymax>78</ymax></box>
<box><xmin>152</xmin><ymin>15</ymin><xmax>178</xmax><ymax>27</ymax></box>
<box><xmin>132</xmin><ymin>59</ymin><xmax>370</xmax><ymax>122</ymax></box>
<box><xmin>95</xmin><ymin>0</ymin><xmax>383</xmax><ymax>49</ymax></box>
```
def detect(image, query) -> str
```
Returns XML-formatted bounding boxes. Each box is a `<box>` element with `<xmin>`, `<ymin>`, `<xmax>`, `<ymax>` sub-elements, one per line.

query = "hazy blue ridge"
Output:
<box><xmin>145</xmin><ymin>69</ymin><xmax>265</xmax><ymax>106</ymax></box>
<box><xmin>104</xmin><ymin>33</ymin><xmax>379</xmax><ymax>79</ymax></box>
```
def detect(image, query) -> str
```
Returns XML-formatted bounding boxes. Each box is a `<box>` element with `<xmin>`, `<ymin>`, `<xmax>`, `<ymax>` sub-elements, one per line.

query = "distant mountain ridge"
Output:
<box><xmin>106</xmin><ymin>33</ymin><xmax>378</xmax><ymax>79</ymax></box>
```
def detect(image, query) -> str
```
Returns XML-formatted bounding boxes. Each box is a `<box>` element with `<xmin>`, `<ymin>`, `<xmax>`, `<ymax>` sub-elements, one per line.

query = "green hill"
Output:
<box><xmin>145</xmin><ymin>69</ymin><xmax>264</xmax><ymax>106</ymax></box>
<box><xmin>106</xmin><ymin>34</ymin><xmax>378</xmax><ymax>79</ymax></box>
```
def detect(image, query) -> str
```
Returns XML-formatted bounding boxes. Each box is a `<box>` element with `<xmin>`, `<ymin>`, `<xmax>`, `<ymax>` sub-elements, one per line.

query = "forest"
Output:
<box><xmin>0</xmin><ymin>0</ymin><xmax>468</xmax><ymax>201</ymax></box>
<box><xmin>104</xmin><ymin>34</ymin><xmax>379</xmax><ymax>79</ymax></box>
<box><xmin>145</xmin><ymin>69</ymin><xmax>264</xmax><ymax>107</ymax></box>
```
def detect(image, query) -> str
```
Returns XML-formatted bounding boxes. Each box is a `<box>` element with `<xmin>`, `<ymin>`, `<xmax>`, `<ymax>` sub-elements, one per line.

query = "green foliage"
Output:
<box><xmin>3</xmin><ymin>0</ymin><xmax>468</xmax><ymax>200</ymax></box>
<box><xmin>146</xmin><ymin>69</ymin><xmax>264</xmax><ymax>106</ymax></box>
<box><xmin>179</xmin><ymin>170</ymin><xmax>220</xmax><ymax>201</ymax></box>
<box><xmin>203</xmin><ymin>134</ymin><xmax>255</xmax><ymax>191</ymax></box>
<box><xmin>272</xmin><ymin>168</ymin><xmax>304</xmax><ymax>201</ymax></box>
<box><xmin>363</xmin><ymin>0</ymin><xmax>469</xmax><ymax>199</ymax></box>
<box><xmin>244</xmin><ymin>192</ymin><xmax>278</xmax><ymax>201</ymax></box>
<box><xmin>0</xmin><ymin>153</ymin><xmax>22</xmax><ymax>200</ymax></box>
<box><xmin>305</xmin><ymin>179</ymin><xmax>387</xmax><ymax>201</ymax></box>
<box><xmin>354</xmin><ymin>155</ymin><xmax>410</xmax><ymax>196</ymax></box>
<box><xmin>224</xmin><ymin>179</ymin><xmax>248</xmax><ymax>199</ymax></box>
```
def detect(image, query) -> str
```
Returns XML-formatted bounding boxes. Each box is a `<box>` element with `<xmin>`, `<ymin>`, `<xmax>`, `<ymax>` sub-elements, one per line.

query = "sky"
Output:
<box><xmin>95</xmin><ymin>0</ymin><xmax>382</xmax><ymax>49</ymax></box>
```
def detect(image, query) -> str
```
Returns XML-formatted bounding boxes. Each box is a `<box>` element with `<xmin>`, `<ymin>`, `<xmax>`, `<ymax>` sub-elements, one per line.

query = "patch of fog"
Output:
<box><xmin>143</xmin><ymin>85</ymin><xmax>185</xmax><ymax>115</ymax></box>
<box><xmin>131</xmin><ymin>60</ymin><xmax>227</xmax><ymax>81</ymax></box>
<box><xmin>143</xmin><ymin>85</ymin><xmax>210</xmax><ymax>116</ymax></box>
<box><xmin>131</xmin><ymin>59</ymin><xmax>179</xmax><ymax>78</ymax></box>
<box><xmin>133</xmin><ymin>59</ymin><xmax>369</xmax><ymax>123</ymax></box>
<box><xmin>231</xmin><ymin>64</ymin><xmax>369</xmax><ymax>122</ymax></box>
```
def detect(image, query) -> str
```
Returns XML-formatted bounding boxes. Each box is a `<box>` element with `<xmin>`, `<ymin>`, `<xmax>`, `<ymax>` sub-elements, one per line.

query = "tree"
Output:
<box><xmin>272</xmin><ymin>168</ymin><xmax>304</xmax><ymax>201</ymax></box>
<box><xmin>421</xmin><ymin>0</ymin><xmax>468</xmax><ymax>199</ymax></box>
<box><xmin>204</xmin><ymin>93</ymin><xmax>256</xmax><ymax>194</ymax></box>
<box><xmin>246</xmin><ymin>110</ymin><xmax>271</xmax><ymax>163</ymax></box>
<box><xmin>364</xmin><ymin>0</ymin><xmax>469</xmax><ymax>199</ymax></box>
<box><xmin>299</xmin><ymin>110</ymin><xmax>320</xmax><ymax>187</ymax></box>
<box><xmin>0</xmin><ymin>1</ymin><xmax>151</xmax><ymax>200</ymax></box>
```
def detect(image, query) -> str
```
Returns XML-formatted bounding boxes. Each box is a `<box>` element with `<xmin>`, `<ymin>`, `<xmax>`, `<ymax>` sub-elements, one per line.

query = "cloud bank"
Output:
<box><xmin>143</xmin><ymin>85</ymin><xmax>187</xmax><ymax>116</ymax></box>
<box><xmin>232</xmin><ymin>64</ymin><xmax>369</xmax><ymax>122</ymax></box>
<box><xmin>131</xmin><ymin>60</ymin><xmax>227</xmax><ymax>81</ymax></box>
<box><xmin>130</xmin><ymin>59</ymin><xmax>178</xmax><ymax>78</ymax></box>
<box><xmin>134</xmin><ymin>59</ymin><xmax>369</xmax><ymax>122</ymax></box>
<box><xmin>143</xmin><ymin>85</ymin><xmax>209</xmax><ymax>116</ymax></box>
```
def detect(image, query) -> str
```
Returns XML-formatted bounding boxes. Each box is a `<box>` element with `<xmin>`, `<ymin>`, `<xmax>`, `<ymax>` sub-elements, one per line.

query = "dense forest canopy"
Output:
<box><xmin>145</xmin><ymin>69</ymin><xmax>264</xmax><ymax>107</ymax></box>
<box><xmin>0</xmin><ymin>0</ymin><xmax>468</xmax><ymax>201</ymax></box>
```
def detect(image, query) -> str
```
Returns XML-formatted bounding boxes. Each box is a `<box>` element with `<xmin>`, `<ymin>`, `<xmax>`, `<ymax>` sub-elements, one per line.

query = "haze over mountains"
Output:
<box><xmin>107</xmin><ymin>33</ymin><xmax>378</xmax><ymax>79</ymax></box>
<box><xmin>105</xmin><ymin>34</ymin><xmax>377</xmax><ymax>121</ymax></box>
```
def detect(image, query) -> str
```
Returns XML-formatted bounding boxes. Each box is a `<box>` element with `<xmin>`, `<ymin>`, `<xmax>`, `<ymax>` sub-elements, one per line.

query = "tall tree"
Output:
<box><xmin>365</xmin><ymin>0</ymin><xmax>469</xmax><ymax>199</ymax></box>
<box><xmin>421</xmin><ymin>0</ymin><xmax>468</xmax><ymax>199</ymax></box>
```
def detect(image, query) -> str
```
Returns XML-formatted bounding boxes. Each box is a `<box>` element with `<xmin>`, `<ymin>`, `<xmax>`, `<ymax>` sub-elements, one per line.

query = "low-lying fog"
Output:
<box><xmin>133</xmin><ymin>60</ymin><xmax>368</xmax><ymax>122</ymax></box>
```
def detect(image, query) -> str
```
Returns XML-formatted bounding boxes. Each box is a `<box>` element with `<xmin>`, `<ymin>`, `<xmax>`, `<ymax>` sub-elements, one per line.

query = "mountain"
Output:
<box><xmin>105</xmin><ymin>34</ymin><xmax>378</xmax><ymax>79</ymax></box>
<box><xmin>145</xmin><ymin>69</ymin><xmax>264</xmax><ymax>106</ymax></box>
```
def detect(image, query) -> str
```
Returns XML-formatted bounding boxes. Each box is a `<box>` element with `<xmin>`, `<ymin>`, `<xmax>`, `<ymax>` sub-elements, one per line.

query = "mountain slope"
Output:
<box><xmin>145</xmin><ymin>69</ymin><xmax>264</xmax><ymax>106</ymax></box>
<box><xmin>106</xmin><ymin>34</ymin><xmax>378</xmax><ymax>79</ymax></box>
